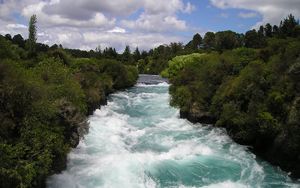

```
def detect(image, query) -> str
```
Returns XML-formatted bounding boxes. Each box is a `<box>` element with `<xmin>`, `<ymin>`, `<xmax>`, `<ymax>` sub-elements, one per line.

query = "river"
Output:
<box><xmin>47</xmin><ymin>75</ymin><xmax>299</xmax><ymax>188</ymax></box>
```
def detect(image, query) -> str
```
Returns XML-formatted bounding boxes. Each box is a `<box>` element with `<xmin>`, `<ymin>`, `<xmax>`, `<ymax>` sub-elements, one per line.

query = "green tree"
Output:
<box><xmin>186</xmin><ymin>33</ymin><xmax>203</xmax><ymax>51</ymax></box>
<box><xmin>203</xmin><ymin>32</ymin><xmax>215</xmax><ymax>49</ymax></box>
<box><xmin>170</xmin><ymin>42</ymin><xmax>184</xmax><ymax>55</ymax></box>
<box><xmin>103</xmin><ymin>47</ymin><xmax>118</xmax><ymax>59</ymax></box>
<box><xmin>264</xmin><ymin>23</ymin><xmax>273</xmax><ymax>37</ymax></box>
<box><xmin>258</xmin><ymin>25</ymin><xmax>265</xmax><ymax>36</ymax></box>
<box><xmin>280</xmin><ymin>14</ymin><xmax>298</xmax><ymax>37</ymax></box>
<box><xmin>5</xmin><ymin>34</ymin><xmax>12</xmax><ymax>41</ymax></box>
<box><xmin>94</xmin><ymin>45</ymin><xmax>102</xmax><ymax>58</ymax></box>
<box><xmin>122</xmin><ymin>45</ymin><xmax>133</xmax><ymax>65</ymax></box>
<box><xmin>215</xmin><ymin>30</ymin><xmax>240</xmax><ymax>51</ymax></box>
<box><xmin>133</xmin><ymin>47</ymin><xmax>141</xmax><ymax>62</ymax></box>
<box><xmin>273</xmin><ymin>25</ymin><xmax>280</xmax><ymax>36</ymax></box>
<box><xmin>245</xmin><ymin>29</ymin><xmax>266</xmax><ymax>48</ymax></box>
<box><xmin>12</xmin><ymin>34</ymin><xmax>25</xmax><ymax>48</ymax></box>
<box><xmin>27</xmin><ymin>14</ymin><xmax>37</xmax><ymax>55</ymax></box>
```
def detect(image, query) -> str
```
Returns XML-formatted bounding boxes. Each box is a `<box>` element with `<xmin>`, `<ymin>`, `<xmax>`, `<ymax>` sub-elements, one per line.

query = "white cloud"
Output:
<box><xmin>0</xmin><ymin>0</ymin><xmax>39</xmax><ymax>21</ymax></box>
<box><xmin>120</xmin><ymin>0</ymin><xmax>192</xmax><ymax>33</ymax></box>
<box><xmin>0</xmin><ymin>20</ymin><xmax>28</xmax><ymax>38</ymax></box>
<box><xmin>0</xmin><ymin>0</ymin><xmax>194</xmax><ymax>51</ymax></box>
<box><xmin>210</xmin><ymin>0</ymin><xmax>300</xmax><ymax>27</ymax></box>
<box><xmin>107</xmin><ymin>27</ymin><xmax>127</xmax><ymax>33</ymax></box>
<box><xmin>183</xmin><ymin>2</ymin><xmax>196</xmax><ymax>14</ymax></box>
<box><xmin>82</xmin><ymin>31</ymin><xmax>184</xmax><ymax>51</ymax></box>
<box><xmin>22</xmin><ymin>2</ymin><xmax>115</xmax><ymax>28</ymax></box>
<box><xmin>122</xmin><ymin>14</ymin><xmax>187</xmax><ymax>32</ymax></box>
<box><xmin>6</xmin><ymin>24</ymin><xmax>27</xmax><ymax>29</ymax></box>
<box><xmin>43</xmin><ymin>0</ymin><xmax>142</xmax><ymax>18</ymax></box>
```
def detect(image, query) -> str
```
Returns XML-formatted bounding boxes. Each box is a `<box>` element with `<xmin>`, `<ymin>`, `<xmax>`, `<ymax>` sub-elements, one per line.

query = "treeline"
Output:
<box><xmin>6</xmin><ymin>15</ymin><xmax>298</xmax><ymax>77</ymax></box>
<box><xmin>162</xmin><ymin>15</ymin><xmax>300</xmax><ymax>178</ymax></box>
<box><xmin>137</xmin><ymin>14</ymin><xmax>300</xmax><ymax>74</ymax></box>
<box><xmin>0</xmin><ymin>16</ymin><xmax>138</xmax><ymax>188</ymax></box>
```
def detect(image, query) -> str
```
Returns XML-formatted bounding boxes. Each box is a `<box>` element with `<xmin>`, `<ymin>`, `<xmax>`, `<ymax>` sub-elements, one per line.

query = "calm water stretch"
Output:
<box><xmin>48</xmin><ymin>75</ymin><xmax>299</xmax><ymax>188</ymax></box>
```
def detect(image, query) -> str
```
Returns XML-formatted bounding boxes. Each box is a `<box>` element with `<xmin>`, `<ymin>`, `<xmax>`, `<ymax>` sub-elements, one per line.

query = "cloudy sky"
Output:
<box><xmin>0</xmin><ymin>0</ymin><xmax>299</xmax><ymax>51</ymax></box>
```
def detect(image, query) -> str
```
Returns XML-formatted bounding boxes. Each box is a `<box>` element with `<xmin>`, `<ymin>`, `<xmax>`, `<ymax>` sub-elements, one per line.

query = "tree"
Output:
<box><xmin>215</xmin><ymin>30</ymin><xmax>240</xmax><ymax>51</ymax></box>
<box><xmin>244</xmin><ymin>29</ymin><xmax>266</xmax><ymax>48</ymax></box>
<box><xmin>273</xmin><ymin>25</ymin><xmax>279</xmax><ymax>36</ymax></box>
<box><xmin>280</xmin><ymin>14</ymin><xmax>299</xmax><ymax>37</ymax></box>
<box><xmin>27</xmin><ymin>14</ymin><xmax>37</xmax><ymax>55</ymax></box>
<box><xmin>94</xmin><ymin>45</ymin><xmax>102</xmax><ymax>58</ymax></box>
<box><xmin>122</xmin><ymin>45</ymin><xmax>134</xmax><ymax>65</ymax></box>
<box><xmin>0</xmin><ymin>35</ymin><xmax>19</xmax><ymax>59</ymax></box>
<box><xmin>141</xmin><ymin>50</ymin><xmax>148</xmax><ymax>59</ymax></box>
<box><xmin>36</xmin><ymin>43</ymin><xmax>49</xmax><ymax>53</ymax></box>
<box><xmin>50</xmin><ymin>44</ymin><xmax>58</xmax><ymax>50</ymax></box>
<box><xmin>258</xmin><ymin>25</ymin><xmax>265</xmax><ymax>36</ymax></box>
<box><xmin>186</xmin><ymin>33</ymin><xmax>203</xmax><ymax>51</ymax></box>
<box><xmin>133</xmin><ymin>47</ymin><xmax>141</xmax><ymax>62</ymax></box>
<box><xmin>193</xmin><ymin>33</ymin><xmax>203</xmax><ymax>48</ymax></box>
<box><xmin>4</xmin><ymin>34</ymin><xmax>12</xmax><ymax>41</ymax></box>
<box><xmin>170</xmin><ymin>42</ymin><xmax>183</xmax><ymax>55</ymax></box>
<box><xmin>12</xmin><ymin>34</ymin><xmax>25</xmax><ymax>48</ymax></box>
<box><xmin>203</xmin><ymin>32</ymin><xmax>215</xmax><ymax>49</ymax></box>
<box><xmin>103</xmin><ymin>47</ymin><xmax>118</xmax><ymax>59</ymax></box>
<box><xmin>95</xmin><ymin>45</ymin><xmax>102</xmax><ymax>54</ymax></box>
<box><xmin>264</xmin><ymin>23</ymin><xmax>273</xmax><ymax>37</ymax></box>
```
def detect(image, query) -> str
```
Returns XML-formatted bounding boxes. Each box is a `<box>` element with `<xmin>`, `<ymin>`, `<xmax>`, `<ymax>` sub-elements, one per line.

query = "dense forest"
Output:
<box><xmin>162</xmin><ymin>15</ymin><xmax>300</xmax><ymax>178</ymax></box>
<box><xmin>1</xmin><ymin>12</ymin><xmax>300</xmax><ymax>187</ymax></box>
<box><xmin>0</xmin><ymin>15</ymin><xmax>138</xmax><ymax>188</ymax></box>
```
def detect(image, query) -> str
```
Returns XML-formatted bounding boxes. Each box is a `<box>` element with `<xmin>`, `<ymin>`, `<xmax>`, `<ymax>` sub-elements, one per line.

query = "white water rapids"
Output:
<box><xmin>47</xmin><ymin>75</ymin><xmax>299</xmax><ymax>188</ymax></box>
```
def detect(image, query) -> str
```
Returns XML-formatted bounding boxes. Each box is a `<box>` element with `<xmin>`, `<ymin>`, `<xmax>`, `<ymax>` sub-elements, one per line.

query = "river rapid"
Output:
<box><xmin>47</xmin><ymin>75</ymin><xmax>299</xmax><ymax>188</ymax></box>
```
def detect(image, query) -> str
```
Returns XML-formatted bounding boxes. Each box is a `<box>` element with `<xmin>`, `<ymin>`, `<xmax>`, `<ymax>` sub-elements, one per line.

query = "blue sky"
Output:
<box><xmin>182</xmin><ymin>0</ymin><xmax>261</xmax><ymax>32</ymax></box>
<box><xmin>0</xmin><ymin>0</ymin><xmax>299</xmax><ymax>51</ymax></box>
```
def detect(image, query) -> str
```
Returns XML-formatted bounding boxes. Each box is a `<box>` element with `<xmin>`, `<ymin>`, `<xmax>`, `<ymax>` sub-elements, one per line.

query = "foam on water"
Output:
<box><xmin>136</xmin><ymin>82</ymin><xmax>170</xmax><ymax>87</ymax></box>
<box><xmin>47</xmin><ymin>76</ymin><xmax>299</xmax><ymax>188</ymax></box>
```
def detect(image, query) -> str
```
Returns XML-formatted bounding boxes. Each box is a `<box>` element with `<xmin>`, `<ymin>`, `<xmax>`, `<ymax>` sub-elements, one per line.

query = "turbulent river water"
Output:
<box><xmin>48</xmin><ymin>75</ymin><xmax>299</xmax><ymax>188</ymax></box>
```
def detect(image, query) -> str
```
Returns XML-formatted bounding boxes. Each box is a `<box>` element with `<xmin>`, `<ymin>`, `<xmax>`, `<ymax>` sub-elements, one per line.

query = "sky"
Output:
<box><xmin>0</xmin><ymin>0</ymin><xmax>299</xmax><ymax>51</ymax></box>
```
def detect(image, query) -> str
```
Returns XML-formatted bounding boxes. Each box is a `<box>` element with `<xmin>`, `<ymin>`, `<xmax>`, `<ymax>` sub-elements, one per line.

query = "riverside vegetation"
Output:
<box><xmin>0</xmin><ymin>15</ymin><xmax>138</xmax><ymax>188</ymax></box>
<box><xmin>1</xmin><ymin>13</ymin><xmax>300</xmax><ymax>187</ymax></box>
<box><xmin>161</xmin><ymin>15</ymin><xmax>300</xmax><ymax>178</ymax></box>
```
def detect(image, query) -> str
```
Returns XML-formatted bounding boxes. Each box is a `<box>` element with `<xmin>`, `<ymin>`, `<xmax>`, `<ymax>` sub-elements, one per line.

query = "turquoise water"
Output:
<box><xmin>47</xmin><ymin>79</ymin><xmax>299</xmax><ymax>188</ymax></box>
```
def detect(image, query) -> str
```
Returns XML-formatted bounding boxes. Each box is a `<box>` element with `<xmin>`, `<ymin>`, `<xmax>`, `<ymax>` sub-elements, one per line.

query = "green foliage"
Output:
<box><xmin>138</xmin><ymin>43</ymin><xmax>185</xmax><ymax>74</ymax></box>
<box><xmin>185</xmin><ymin>33</ymin><xmax>203</xmax><ymax>52</ymax></box>
<box><xmin>138</xmin><ymin>14</ymin><xmax>300</xmax><ymax>75</ymax></box>
<box><xmin>27</xmin><ymin>15</ymin><xmax>37</xmax><ymax>55</ymax></box>
<box><xmin>245</xmin><ymin>29</ymin><xmax>266</xmax><ymax>48</ymax></box>
<box><xmin>215</xmin><ymin>30</ymin><xmax>242</xmax><ymax>51</ymax></box>
<box><xmin>161</xmin><ymin>53</ymin><xmax>207</xmax><ymax>78</ymax></box>
<box><xmin>170</xmin><ymin>85</ymin><xmax>192</xmax><ymax>112</ymax></box>
<box><xmin>162</xmin><ymin>15</ymin><xmax>300</xmax><ymax>154</ymax></box>
<box><xmin>166</xmin><ymin>35</ymin><xmax>300</xmax><ymax>161</ymax></box>
<box><xmin>203</xmin><ymin>32</ymin><xmax>215</xmax><ymax>49</ymax></box>
<box><xmin>280</xmin><ymin>14</ymin><xmax>299</xmax><ymax>37</ymax></box>
<box><xmin>133</xmin><ymin>47</ymin><xmax>141</xmax><ymax>62</ymax></box>
<box><xmin>34</xmin><ymin>58</ymin><xmax>87</xmax><ymax>113</ymax></box>
<box><xmin>122</xmin><ymin>45</ymin><xmax>134</xmax><ymax>65</ymax></box>
<box><xmin>12</xmin><ymin>34</ymin><xmax>25</xmax><ymax>49</ymax></box>
<box><xmin>100</xmin><ymin>59</ymin><xmax>138</xmax><ymax>89</ymax></box>
<box><xmin>257</xmin><ymin>112</ymin><xmax>280</xmax><ymax>137</ymax></box>
<box><xmin>1</xmin><ymin>13</ymin><xmax>299</xmax><ymax>186</ymax></box>
<box><xmin>0</xmin><ymin>36</ymin><xmax>25</xmax><ymax>60</ymax></box>
<box><xmin>48</xmin><ymin>49</ymin><xmax>72</xmax><ymax>66</ymax></box>
<box><xmin>0</xmin><ymin>35</ymin><xmax>138</xmax><ymax>188</ymax></box>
